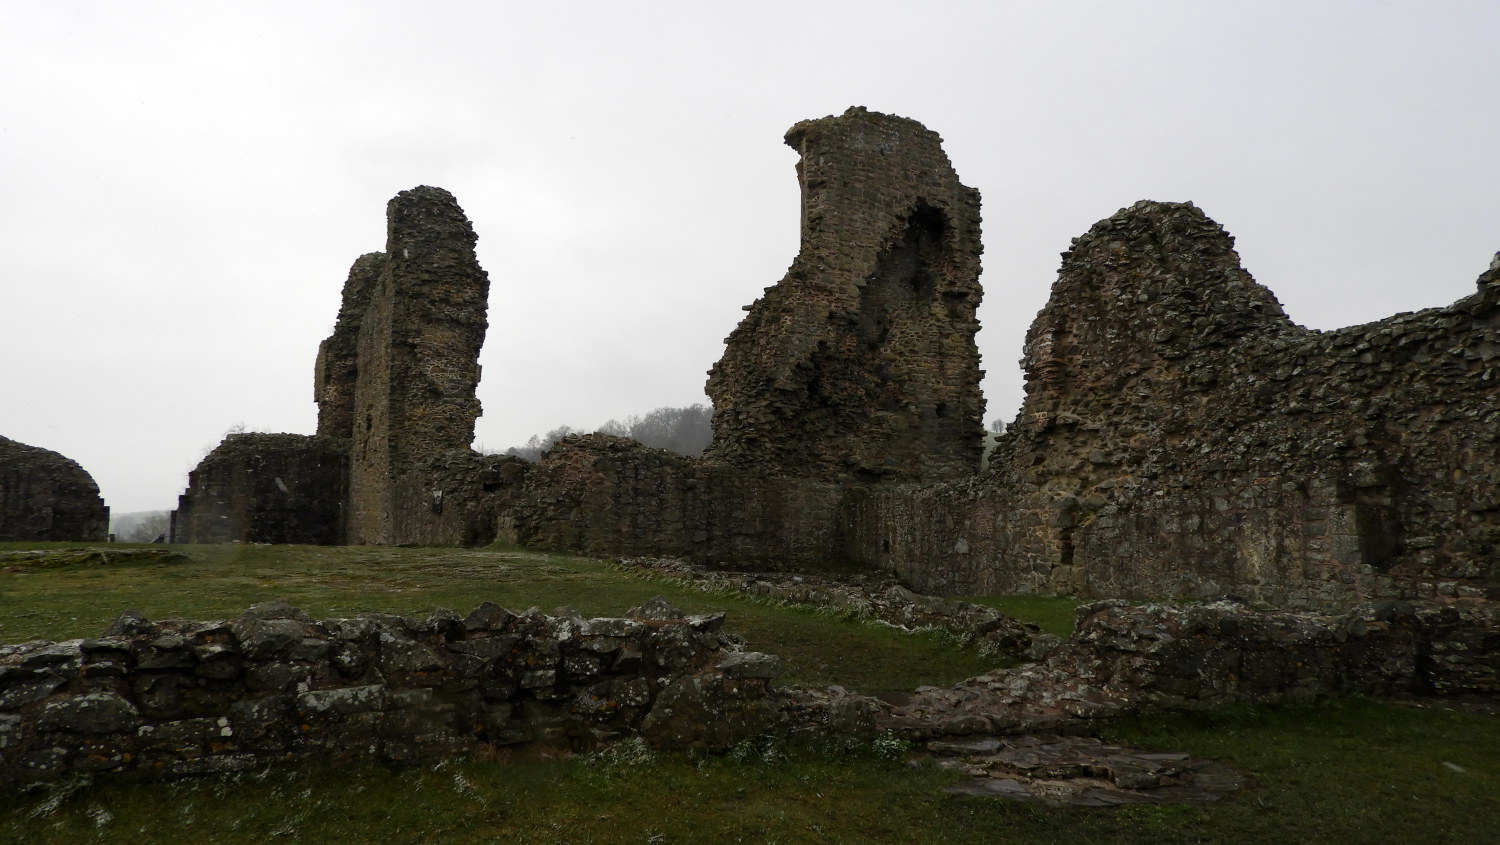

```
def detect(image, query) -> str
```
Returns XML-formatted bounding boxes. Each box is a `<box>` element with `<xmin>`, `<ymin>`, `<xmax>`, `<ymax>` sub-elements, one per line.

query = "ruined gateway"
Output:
<box><xmin>174</xmin><ymin>106</ymin><xmax>1500</xmax><ymax>610</ymax></box>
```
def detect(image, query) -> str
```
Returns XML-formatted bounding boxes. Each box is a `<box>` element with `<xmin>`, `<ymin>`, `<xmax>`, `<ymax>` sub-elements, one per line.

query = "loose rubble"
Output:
<box><xmin>616</xmin><ymin>556</ymin><xmax>1037</xmax><ymax>654</ymax></box>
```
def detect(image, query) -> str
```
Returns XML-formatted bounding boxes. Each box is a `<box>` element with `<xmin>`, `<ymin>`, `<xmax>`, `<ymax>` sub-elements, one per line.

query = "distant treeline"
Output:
<box><xmin>501</xmin><ymin>404</ymin><xmax>714</xmax><ymax>462</ymax></box>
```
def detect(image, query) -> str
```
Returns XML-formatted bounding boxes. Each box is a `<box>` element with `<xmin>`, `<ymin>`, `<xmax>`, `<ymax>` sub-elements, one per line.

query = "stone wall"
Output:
<box><xmin>852</xmin><ymin>203</ymin><xmax>1500</xmax><ymax>607</ymax></box>
<box><xmin>314</xmin><ymin>252</ymin><xmax>384</xmax><ymax>440</ymax></box>
<box><xmin>396</xmin><ymin>450</ymin><xmax>531</xmax><ymax>547</ymax></box>
<box><xmin>164</xmin><ymin>117</ymin><xmax>1500</xmax><ymax>615</ymax></box>
<box><xmin>347</xmin><ymin>186</ymin><xmax>491</xmax><ymax>545</ymax></box>
<box><xmin>499</xmin><ymin>434</ymin><xmax>845</xmax><ymax>568</ymax></box>
<box><xmin>880</xmin><ymin>599</ymin><xmax>1500</xmax><ymax>738</ymax></box>
<box><xmin>705</xmin><ymin>107</ymin><xmax>985</xmax><ymax>483</ymax></box>
<box><xmin>0</xmin><ymin>436</ymin><xmax>108</xmax><ymax>542</ymax></box>
<box><xmin>170</xmin><ymin>434</ymin><xmax>346</xmax><ymax>545</ymax></box>
<box><xmin>175</xmin><ymin>186</ymin><xmax>494</xmax><ymax>547</ymax></box>
<box><xmin>0</xmin><ymin>598</ymin><xmax>779</xmax><ymax>786</ymax></box>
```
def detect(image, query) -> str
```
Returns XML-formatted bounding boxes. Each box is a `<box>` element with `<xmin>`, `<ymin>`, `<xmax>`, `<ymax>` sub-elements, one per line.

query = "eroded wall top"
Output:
<box><xmin>705</xmin><ymin>107</ymin><xmax>985</xmax><ymax>482</ymax></box>
<box><xmin>0</xmin><ymin>435</ymin><xmax>108</xmax><ymax>542</ymax></box>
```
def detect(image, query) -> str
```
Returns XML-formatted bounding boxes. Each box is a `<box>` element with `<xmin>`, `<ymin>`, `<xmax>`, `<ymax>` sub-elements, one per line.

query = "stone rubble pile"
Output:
<box><xmin>877</xmin><ymin>599</ymin><xmax>1500</xmax><ymax>739</ymax></box>
<box><xmin>616</xmin><ymin>556</ymin><xmax>1037</xmax><ymax>654</ymax></box>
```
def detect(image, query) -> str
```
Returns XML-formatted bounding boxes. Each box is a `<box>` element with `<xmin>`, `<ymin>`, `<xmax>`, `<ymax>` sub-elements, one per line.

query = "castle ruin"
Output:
<box><xmin>0</xmin><ymin>436</ymin><xmax>109</xmax><ymax>542</ymax></box>
<box><xmin>172</xmin><ymin>108</ymin><xmax>1499</xmax><ymax>609</ymax></box>
<box><xmin>706</xmin><ymin>108</ymin><xmax>985</xmax><ymax>482</ymax></box>
<box><xmin>174</xmin><ymin>186</ymin><xmax>519</xmax><ymax>547</ymax></box>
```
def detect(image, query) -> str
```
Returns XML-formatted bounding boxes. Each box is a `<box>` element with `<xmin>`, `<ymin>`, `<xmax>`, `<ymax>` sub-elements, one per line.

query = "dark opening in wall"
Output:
<box><xmin>858</xmin><ymin>204</ymin><xmax>950</xmax><ymax>349</ymax></box>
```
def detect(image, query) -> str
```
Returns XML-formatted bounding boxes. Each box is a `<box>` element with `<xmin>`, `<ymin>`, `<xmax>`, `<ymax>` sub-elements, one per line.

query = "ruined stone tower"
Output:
<box><xmin>704</xmin><ymin>107</ymin><xmax>985</xmax><ymax>483</ymax></box>
<box><xmin>174</xmin><ymin>186</ymin><xmax>493</xmax><ymax>547</ymax></box>
<box><xmin>345</xmin><ymin>186</ymin><xmax>491</xmax><ymax>544</ymax></box>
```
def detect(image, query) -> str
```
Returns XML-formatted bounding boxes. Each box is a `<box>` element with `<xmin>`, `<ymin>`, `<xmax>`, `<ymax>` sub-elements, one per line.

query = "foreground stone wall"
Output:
<box><xmin>0</xmin><ymin>436</ymin><xmax>108</xmax><ymax>542</ymax></box>
<box><xmin>170</xmin><ymin>434</ymin><xmax>346</xmax><ymax>545</ymax></box>
<box><xmin>0</xmin><ymin>599</ymin><xmax>778</xmax><ymax>787</ymax></box>
<box><xmin>705</xmin><ymin>107</ymin><xmax>985</xmax><ymax>483</ymax></box>
<box><xmin>853</xmin><ymin>203</ymin><xmax>1500</xmax><ymax>606</ymax></box>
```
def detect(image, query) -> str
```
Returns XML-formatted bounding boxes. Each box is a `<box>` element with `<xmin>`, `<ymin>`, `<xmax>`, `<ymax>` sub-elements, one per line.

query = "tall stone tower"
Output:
<box><xmin>705</xmin><ymin>107</ymin><xmax>985</xmax><ymax>483</ymax></box>
<box><xmin>345</xmin><ymin>186</ymin><xmax>491</xmax><ymax>544</ymax></box>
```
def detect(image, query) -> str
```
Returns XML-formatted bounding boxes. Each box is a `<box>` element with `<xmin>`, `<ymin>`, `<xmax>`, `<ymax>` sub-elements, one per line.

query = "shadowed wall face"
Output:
<box><xmin>171</xmin><ymin>434</ymin><xmax>346</xmax><ymax>545</ymax></box>
<box><xmin>705</xmin><ymin>107</ymin><xmax>985</xmax><ymax>483</ymax></box>
<box><xmin>0</xmin><ymin>436</ymin><xmax>108</xmax><ymax>542</ymax></box>
<box><xmin>314</xmin><ymin>252</ymin><xmax>384</xmax><ymax>440</ymax></box>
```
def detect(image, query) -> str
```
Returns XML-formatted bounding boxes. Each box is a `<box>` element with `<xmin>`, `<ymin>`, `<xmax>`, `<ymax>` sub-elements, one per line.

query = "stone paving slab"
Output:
<box><xmin>929</xmin><ymin>733</ymin><xmax>1249</xmax><ymax>807</ymax></box>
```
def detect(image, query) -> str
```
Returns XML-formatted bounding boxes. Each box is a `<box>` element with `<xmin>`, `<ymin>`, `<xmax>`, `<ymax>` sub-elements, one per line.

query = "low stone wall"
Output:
<box><xmin>0</xmin><ymin>598</ymin><xmax>779</xmax><ymax>786</ymax></box>
<box><xmin>879</xmin><ymin>599</ymin><xmax>1500</xmax><ymax>738</ymax></box>
<box><xmin>616</xmin><ymin>556</ymin><xmax>1037</xmax><ymax>655</ymax></box>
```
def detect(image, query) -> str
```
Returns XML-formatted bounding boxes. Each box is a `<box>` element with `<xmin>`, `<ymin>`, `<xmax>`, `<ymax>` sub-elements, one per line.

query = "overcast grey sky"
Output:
<box><xmin>3</xmin><ymin>1</ymin><xmax>1497</xmax><ymax>514</ymax></box>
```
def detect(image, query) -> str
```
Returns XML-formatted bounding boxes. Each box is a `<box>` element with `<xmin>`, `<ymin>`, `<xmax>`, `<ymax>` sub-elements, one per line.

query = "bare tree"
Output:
<box><xmin>503</xmin><ymin>425</ymin><xmax>581</xmax><ymax>462</ymax></box>
<box><xmin>500</xmin><ymin>404</ymin><xmax>716</xmax><ymax>463</ymax></box>
<box><xmin>116</xmin><ymin>511</ymin><xmax>171</xmax><ymax>543</ymax></box>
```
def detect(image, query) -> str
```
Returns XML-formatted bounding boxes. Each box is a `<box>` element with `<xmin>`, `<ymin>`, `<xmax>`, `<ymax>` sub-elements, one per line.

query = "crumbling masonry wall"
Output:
<box><xmin>170</xmin><ymin>434</ymin><xmax>346</xmax><ymax>545</ymax></box>
<box><xmin>850</xmin><ymin>202</ymin><xmax>1500</xmax><ymax>607</ymax></box>
<box><xmin>0</xmin><ymin>436</ymin><xmax>108</xmax><ymax>542</ymax></box>
<box><xmin>165</xmin><ymin>116</ymin><xmax>1500</xmax><ymax>615</ymax></box>
<box><xmin>314</xmin><ymin>252</ymin><xmax>384</xmax><ymax>440</ymax></box>
<box><xmin>347</xmin><ymin>187</ymin><xmax>492</xmax><ymax>545</ymax></box>
<box><xmin>705</xmin><ymin>107</ymin><xmax>985</xmax><ymax>483</ymax></box>
<box><xmin>175</xmin><ymin>187</ymin><xmax>502</xmax><ymax>546</ymax></box>
<box><xmin>499</xmin><ymin>435</ymin><xmax>844</xmax><ymax>567</ymax></box>
<box><xmin>499</xmin><ymin>109</ymin><xmax>985</xmax><ymax>559</ymax></box>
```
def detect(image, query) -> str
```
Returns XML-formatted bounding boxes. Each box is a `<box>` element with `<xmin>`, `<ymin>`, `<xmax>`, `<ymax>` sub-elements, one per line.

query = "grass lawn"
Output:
<box><xmin>2</xmin><ymin>543</ymin><xmax>1497</xmax><ymax>843</ymax></box>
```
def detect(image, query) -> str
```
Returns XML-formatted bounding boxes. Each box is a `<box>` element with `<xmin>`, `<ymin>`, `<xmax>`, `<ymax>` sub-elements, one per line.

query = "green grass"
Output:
<box><xmin>0</xmin><ymin>542</ymin><xmax>1003</xmax><ymax>691</ymax></box>
<box><xmin>3</xmin><ymin>699</ymin><xmax>1496</xmax><ymax>844</ymax></box>
<box><xmin>960</xmin><ymin>593</ymin><xmax>1084</xmax><ymax>638</ymax></box>
<box><xmin>3</xmin><ymin>543</ymin><xmax>1498</xmax><ymax>843</ymax></box>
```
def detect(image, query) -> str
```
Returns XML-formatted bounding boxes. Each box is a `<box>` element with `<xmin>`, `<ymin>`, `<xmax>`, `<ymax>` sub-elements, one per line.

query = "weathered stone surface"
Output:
<box><xmin>500</xmin><ymin>434</ymin><xmax>845</xmax><ymax>567</ymax></box>
<box><xmin>174</xmin><ymin>187</ymin><xmax>522</xmax><ymax>547</ymax></box>
<box><xmin>0</xmin><ymin>601</ymin><xmax>776</xmax><ymax>786</ymax></box>
<box><xmin>0</xmin><ymin>436</ymin><xmax>108</xmax><ymax>541</ymax></box>
<box><xmin>875</xmin><ymin>600</ymin><xmax>1500</xmax><ymax>739</ymax></box>
<box><xmin>849</xmin><ymin>203</ymin><xmax>1500</xmax><ymax>605</ymax></box>
<box><xmin>170</xmin><ymin>433</ymin><xmax>347</xmax><ymax>544</ymax></box>
<box><xmin>705</xmin><ymin>107</ymin><xmax>985</xmax><ymax>483</ymax></box>
<box><xmin>638</xmin><ymin>671</ymin><xmax>780</xmax><ymax>751</ymax></box>
<box><xmin>930</xmin><ymin>734</ymin><xmax>1247</xmax><ymax>807</ymax></box>
<box><xmin>36</xmin><ymin>692</ymin><xmax>139</xmax><ymax>734</ymax></box>
<box><xmin>347</xmin><ymin>186</ymin><xmax>493</xmax><ymax>545</ymax></box>
<box><xmin>717</xmin><ymin>651</ymin><xmax>782</xmax><ymax>679</ymax></box>
<box><xmin>315</xmin><ymin>252</ymin><xmax>384</xmax><ymax>439</ymax></box>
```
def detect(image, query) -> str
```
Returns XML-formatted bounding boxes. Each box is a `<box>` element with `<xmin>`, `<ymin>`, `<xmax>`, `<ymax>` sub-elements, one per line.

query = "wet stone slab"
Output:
<box><xmin>929</xmin><ymin>733</ymin><xmax>1248</xmax><ymax>807</ymax></box>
